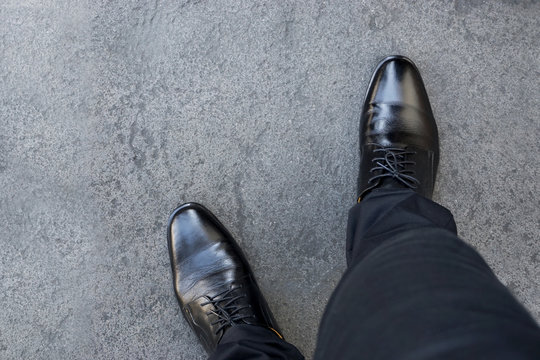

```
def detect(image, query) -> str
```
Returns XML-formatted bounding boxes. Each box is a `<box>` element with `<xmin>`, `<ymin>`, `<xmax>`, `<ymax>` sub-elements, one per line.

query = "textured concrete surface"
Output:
<box><xmin>1</xmin><ymin>0</ymin><xmax>539</xmax><ymax>359</ymax></box>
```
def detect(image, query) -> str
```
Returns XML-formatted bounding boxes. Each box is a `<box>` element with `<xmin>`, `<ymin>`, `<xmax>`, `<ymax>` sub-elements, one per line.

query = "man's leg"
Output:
<box><xmin>314</xmin><ymin>55</ymin><xmax>540</xmax><ymax>359</ymax></box>
<box><xmin>209</xmin><ymin>325</ymin><xmax>303</xmax><ymax>360</ymax></box>
<box><xmin>315</xmin><ymin>189</ymin><xmax>540</xmax><ymax>359</ymax></box>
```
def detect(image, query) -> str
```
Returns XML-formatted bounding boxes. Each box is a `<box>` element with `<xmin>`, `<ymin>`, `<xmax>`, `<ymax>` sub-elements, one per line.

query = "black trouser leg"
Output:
<box><xmin>209</xmin><ymin>324</ymin><xmax>304</xmax><ymax>360</ymax></box>
<box><xmin>314</xmin><ymin>188</ymin><xmax>540</xmax><ymax>360</ymax></box>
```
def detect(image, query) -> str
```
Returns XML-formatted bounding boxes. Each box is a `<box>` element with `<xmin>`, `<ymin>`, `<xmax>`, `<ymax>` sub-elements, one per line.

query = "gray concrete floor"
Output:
<box><xmin>1</xmin><ymin>1</ymin><xmax>539</xmax><ymax>359</ymax></box>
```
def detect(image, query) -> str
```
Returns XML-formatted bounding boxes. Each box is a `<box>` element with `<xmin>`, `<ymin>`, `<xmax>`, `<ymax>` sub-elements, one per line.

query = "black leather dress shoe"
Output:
<box><xmin>358</xmin><ymin>55</ymin><xmax>439</xmax><ymax>201</ymax></box>
<box><xmin>167</xmin><ymin>202</ymin><xmax>282</xmax><ymax>354</ymax></box>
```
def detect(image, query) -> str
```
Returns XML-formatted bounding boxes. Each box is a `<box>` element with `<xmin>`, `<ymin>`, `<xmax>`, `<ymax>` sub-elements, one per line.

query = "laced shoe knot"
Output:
<box><xmin>200</xmin><ymin>284</ymin><xmax>254</xmax><ymax>335</ymax></box>
<box><xmin>368</xmin><ymin>144</ymin><xmax>420</xmax><ymax>189</ymax></box>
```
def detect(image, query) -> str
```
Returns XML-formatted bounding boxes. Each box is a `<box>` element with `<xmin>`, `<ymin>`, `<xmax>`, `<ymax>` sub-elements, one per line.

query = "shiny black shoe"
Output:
<box><xmin>358</xmin><ymin>55</ymin><xmax>439</xmax><ymax>201</ymax></box>
<box><xmin>167</xmin><ymin>202</ymin><xmax>282</xmax><ymax>354</ymax></box>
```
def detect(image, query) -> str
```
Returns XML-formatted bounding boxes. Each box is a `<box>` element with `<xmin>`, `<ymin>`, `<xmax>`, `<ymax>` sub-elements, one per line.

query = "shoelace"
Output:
<box><xmin>368</xmin><ymin>144</ymin><xmax>419</xmax><ymax>189</ymax></box>
<box><xmin>200</xmin><ymin>285</ymin><xmax>254</xmax><ymax>335</ymax></box>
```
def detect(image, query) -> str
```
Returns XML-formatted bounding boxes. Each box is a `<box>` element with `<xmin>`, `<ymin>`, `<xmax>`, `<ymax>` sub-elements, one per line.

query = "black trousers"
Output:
<box><xmin>209</xmin><ymin>189</ymin><xmax>540</xmax><ymax>360</ymax></box>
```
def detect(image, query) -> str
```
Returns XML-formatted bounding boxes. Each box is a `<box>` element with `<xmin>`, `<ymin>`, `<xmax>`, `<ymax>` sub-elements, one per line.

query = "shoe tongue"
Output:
<box><xmin>379</xmin><ymin>176</ymin><xmax>410</xmax><ymax>190</ymax></box>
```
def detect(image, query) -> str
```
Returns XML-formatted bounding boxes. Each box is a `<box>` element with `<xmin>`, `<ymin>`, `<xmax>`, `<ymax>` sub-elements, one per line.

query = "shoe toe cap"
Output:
<box><xmin>366</xmin><ymin>55</ymin><xmax>433</xmax><ymax>114</ymax></box>
<box><xmin>168</xmin><ymin>203</ymin><xmax>224</xmax><ymax>260</ymax></box>
<box><xmin>167</xmin><ymin>203</ymin><xmax>245</xmax><ymax>298</ymax></box>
